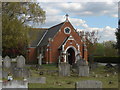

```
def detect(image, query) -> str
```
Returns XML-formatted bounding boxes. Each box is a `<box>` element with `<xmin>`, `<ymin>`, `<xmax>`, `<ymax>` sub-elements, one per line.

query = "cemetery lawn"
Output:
<box><xmin>29</xmin><ymin>64</ymin><xmax>118</xmax><ymax>88</ymax></box>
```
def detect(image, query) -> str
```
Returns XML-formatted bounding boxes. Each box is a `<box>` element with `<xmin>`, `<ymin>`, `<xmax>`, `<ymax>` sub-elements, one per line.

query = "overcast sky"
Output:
<box><xmin>35</xmin><ymin>1</ymin><xmax>118</xmax><ymax>43</ymax></box>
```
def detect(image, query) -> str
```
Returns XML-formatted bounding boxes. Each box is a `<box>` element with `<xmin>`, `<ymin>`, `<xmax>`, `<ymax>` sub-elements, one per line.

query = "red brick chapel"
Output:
<box><xmin>28</xmin><ymin>14</ymin><xmax>88</xmax><ymax>64</ymax></box>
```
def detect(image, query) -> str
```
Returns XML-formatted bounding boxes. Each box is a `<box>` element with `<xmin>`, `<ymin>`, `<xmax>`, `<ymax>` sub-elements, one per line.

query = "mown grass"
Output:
<box><xmin>29</xmin><ymin>64</ymin><xmax>118</xmax><ymax>88</ymax></box>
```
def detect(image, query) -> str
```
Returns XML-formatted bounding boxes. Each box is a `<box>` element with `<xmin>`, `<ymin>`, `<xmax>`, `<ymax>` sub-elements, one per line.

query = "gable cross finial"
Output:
<box><xmin>65</xmin><ymin>14</ymin><xmax>69</xmax><ymax>22</ymax></box>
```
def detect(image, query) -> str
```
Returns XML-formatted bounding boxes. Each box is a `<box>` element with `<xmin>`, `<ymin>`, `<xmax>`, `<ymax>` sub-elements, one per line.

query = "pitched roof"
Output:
<box><xmin>29</xmin><ymin>28</ymin><xmax>47</xmax><ymax>47</ymax></box>
<box><xmin>38</xmin><ymin>22</ymin><xmax>65</xmax><ymax>47</ymax></box>
<box><xmin>58</xmin><ymin>36</ymin><xmax>69</xmax><ymax>50</ymax></box>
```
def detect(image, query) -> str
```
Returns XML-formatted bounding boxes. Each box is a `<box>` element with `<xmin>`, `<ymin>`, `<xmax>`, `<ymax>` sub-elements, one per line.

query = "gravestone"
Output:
<box><xmin>17</xmin><ymin>55</ymin><xmax>25</xmax><ymax>68</ymax></box>
<box><xmin>16</xmin><ymin>55</ymin><xmax>19</xmax><ymax>61</ymax></box>
<box><xmin>58</xmin><ymin>62</ymin><xmax>70</xmax><ymax>76</ymax></box>
<box><xmin>28</xmin><ymin>77</ymin><xmax>46</xmax><ymax>83</ymax></box>
<box><xmin>0</xmin><ymin>56</ymin><xmax>2</xmax><ymax>68</ymax></box>
<box><xmin>76</xmin><ymin>59</ymin><xmax>89</xmax><ymax>76</ymax></box>
<box><xmin>78</xmin><ymin>66</ymin><xmax>89</xmax><ymax>76</ymax></box>
<box><xmin>0</xmin><ymin>70</ymin><xmax>2</xmax><ymax>79</ymax></box>
<box><xmin>0</xmin><ymin>80</ymin><xmax>2</xmax><ymax>90</ymax></box>
<box><xmin>0</xmin><ymin>56</ymin><xmax>2</xmax><ymax>80</ymax></box>
<box><xmin>75</xmin><ymin>80</ymin><xmax>102</xmax><ymax>90</ymax></box>
<box><xmin>2</xmin><ymin>71</ymin><xmax>8</xmax><ymax>79</ymax></box>
<box><xmin>12</xmin><ymin>68</ymin><xmax>30</xmax><ymax>78</ymax></box>
<box><xmin>3</xmin><ymin>56</ymin><xmax>11</xmax><ymax>68</ymax></box>
<box><xmin>3</xmin><ymin>80</ymin><xmax>28</xmax><ymax>89</ymax></box>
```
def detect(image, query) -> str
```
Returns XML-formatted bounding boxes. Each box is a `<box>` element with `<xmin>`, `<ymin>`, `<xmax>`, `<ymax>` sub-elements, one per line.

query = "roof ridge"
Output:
<box><xmin>48</xmin><ymin>22</ymin><xmax>65</xmax><ymax>30</ymax></box>
<box><xmin>32</xmin><ymin>28</ymin><xmax>48</xmax><ymax>30</ymax></box>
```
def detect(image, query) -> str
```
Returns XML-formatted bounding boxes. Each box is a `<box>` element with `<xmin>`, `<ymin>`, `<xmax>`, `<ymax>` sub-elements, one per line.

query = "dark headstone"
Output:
<box><xmin>105</xmin><ymin>63</ymin><xmax>113</xmax><ymax>68</ymax></box>
<box><xmin>39</xmin><ymin>72</ymin><xmax>44</xmax><ymax>75</ymax></box>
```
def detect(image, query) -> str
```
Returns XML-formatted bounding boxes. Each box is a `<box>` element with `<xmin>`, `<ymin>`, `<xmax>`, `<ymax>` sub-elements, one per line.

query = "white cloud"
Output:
<box><xmin>77</xmin><ymin>25</ymin><xmax>116</xmax><ymax>42</ymax></box>
<box><xmin>37</xmin><ymin>2</ymin><xmax>117</xmax><ymax>42</ymax></box>
<box><xmin>37</xmin><ymin>0</ymin><xmax>119</xmax><ymax>2</ymax></box>
<box><xmin>40</xmin><ymin>2</ymin><xmax>118</xmax><ymax>17</ymax></box>
<box><xmin>45</xmin><ymin>8</ymin><xmax>60</xmax><ymax>16</ymax></box>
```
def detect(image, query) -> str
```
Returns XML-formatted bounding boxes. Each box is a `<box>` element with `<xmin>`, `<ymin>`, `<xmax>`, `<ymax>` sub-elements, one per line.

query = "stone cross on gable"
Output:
<box><xmin>38</xmin><ymin>54</ymin><xmax>43</xmax><ymax>66</ymax></box>
<box><xmin>65</xmin><ymin>14</ymin><xmax>69</xmax><ymax>21</ymax></box>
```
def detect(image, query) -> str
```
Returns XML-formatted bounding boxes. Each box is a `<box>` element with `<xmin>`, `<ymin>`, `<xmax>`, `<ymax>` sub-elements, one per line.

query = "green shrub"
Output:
<box><xmin>94</xmin><ymin>56</ymin><xmax>120</xmax><ymax>63</ymax></box>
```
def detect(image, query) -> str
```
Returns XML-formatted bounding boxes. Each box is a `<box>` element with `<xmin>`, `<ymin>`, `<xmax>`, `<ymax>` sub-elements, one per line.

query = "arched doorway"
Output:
<box><xmin>67</xmin><ymin>48</ymin><xmax>75</xmax><ymax>65</ymax></box>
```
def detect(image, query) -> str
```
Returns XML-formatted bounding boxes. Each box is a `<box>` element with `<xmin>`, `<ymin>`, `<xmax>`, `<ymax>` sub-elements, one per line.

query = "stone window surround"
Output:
<box><xmin>64</xmin><ymin>27</ymin><xmax>71</xmax><ymax>34</ymax></box>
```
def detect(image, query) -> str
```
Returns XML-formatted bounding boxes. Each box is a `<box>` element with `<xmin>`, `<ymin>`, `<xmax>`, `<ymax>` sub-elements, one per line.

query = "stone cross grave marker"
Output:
<box><xmin>3</xmin><ymin>56</ymin><xmax>11</xmax><ymax>68</ymax></box>
<box><xmin>75</xmin><ymin>80</ymin><xmax>102</xmax><ymax>90</ymax></box>
<box><xmin>38</xmin><ymin>54</ymin><xmax>43</xmax><ymax>66</ymax></box>
<box><xmin>17</xmin><ymin>55</ymin><xmax>25</xmax><ymax>68</ymax></box>
<box><xmin>58</xmin><ymin>62</ymin><xmax>70</xmax><ymax>76</ymax></box>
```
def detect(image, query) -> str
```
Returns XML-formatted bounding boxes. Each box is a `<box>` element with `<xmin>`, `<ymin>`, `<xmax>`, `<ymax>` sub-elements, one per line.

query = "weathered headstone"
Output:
<box><xmin>2</xmin><ymin>71</ymin><xmax>8</xmax><ymax>79</ymax></box>
<box><xmin>3</xmin><ymin>56</ymin><xmax>11</xmax><ymax>68</ymax></box>
<box><xmin>75</xmin><ymin>80</ymin><xmax>102</xmax><ymax>90</ymax></box>
<box><xmin>3</xmin><ymin>80</ymin><xmax>28</xmax><ymax>89</ymax></box>
<box><xmin>58</xmin><ymin>62</ymin><xmax>70</xmax><ymax>76</ymax></box>
<box><xmin>0</xmin><ymin>56</ymin><xmax>2</xmax><ymax>68</ymax></box>
<box><xmin>0</xmin><ymin>70</ymin><xmax>2</xmax><ymax>79</ymax></box>
<box><xmin>78</xmin><ymin>65</ymin><xmax>89</xmax><ymax>76</ymax></box>
<box><xmin>76</xmin><ymin>59</ymin><xmax>89</xmax><ymax>76</ymax></box>
<box><xmin>13</xmin><ymin>68</ymin><xmax>30</xmax><ymax>78</ymax></box>
<box><xmin>16</xmin><ymin>55</ymin><xmax>19</xmax><ymax>61</ymax></box>
<box><xmin>0</xmin><ymin>56</ymin><xmax>2</xmax><ymax>80</ymax></box>
<box><xmin>0</xmin><ymin>80</ymin><xmax>2</xmax><ymax>90</ymax></box>
<box><xmin>28</xmin><ymin>77</ymin><xmax>46</xmax><ymax>83</ymax></box>
<box><xmin>17</xmin><ymin>55</ymin><xmax>25</xmax><ymax>68</ymax></box>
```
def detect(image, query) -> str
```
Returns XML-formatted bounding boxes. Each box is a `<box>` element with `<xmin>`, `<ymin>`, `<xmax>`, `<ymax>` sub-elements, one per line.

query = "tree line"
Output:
<box><xmin>2</xmin><ymin>2</ymin><xmax>45</xmax><ymax>57</ymax></box>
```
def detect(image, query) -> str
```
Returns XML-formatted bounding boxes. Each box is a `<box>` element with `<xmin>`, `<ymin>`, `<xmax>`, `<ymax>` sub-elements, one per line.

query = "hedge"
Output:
<box><xmin>94</xmin><ymin>56</ymin><xmax>120</xmax><ymax>63</ymax></box>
